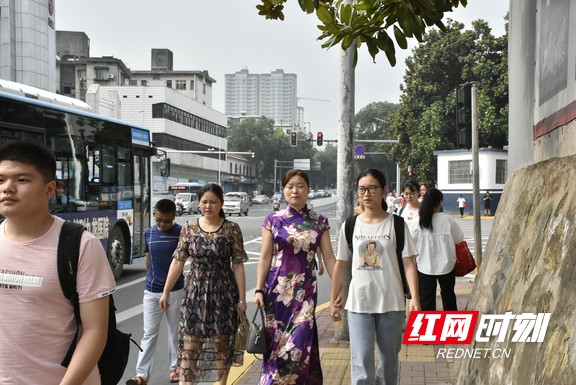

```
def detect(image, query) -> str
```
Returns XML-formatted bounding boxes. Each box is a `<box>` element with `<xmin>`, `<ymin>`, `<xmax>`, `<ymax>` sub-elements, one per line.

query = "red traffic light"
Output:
<box><xmin>290</xmin><ymin>132</ymin><xmax>297</xmax><ymax>147</ymax></box>
<box><xmin>316</xmin><ymin>131</ymin><xmax>323</xmax><ymax>146</ymax></box>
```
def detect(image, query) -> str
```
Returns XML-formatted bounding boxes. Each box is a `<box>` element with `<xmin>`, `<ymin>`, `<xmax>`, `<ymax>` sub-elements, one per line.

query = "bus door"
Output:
<box><xmin>132</xmin><ymin>149</ymin><xmax>151</xmax><ymax>259</ymax></box>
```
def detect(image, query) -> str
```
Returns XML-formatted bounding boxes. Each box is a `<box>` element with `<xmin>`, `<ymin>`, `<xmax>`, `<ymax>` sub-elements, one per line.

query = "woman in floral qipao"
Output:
<box><xmin>254</xmin><ymin>169</ymin><xmax>341</xmax><ymax>385</ymax></box>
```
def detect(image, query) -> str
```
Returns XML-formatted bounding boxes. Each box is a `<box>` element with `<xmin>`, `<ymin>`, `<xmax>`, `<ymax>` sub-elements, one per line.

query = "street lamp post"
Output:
<box><xmin>207</xmin><ymin>148</ymin><xmax>221</xmax><ymax>185</ymax></box>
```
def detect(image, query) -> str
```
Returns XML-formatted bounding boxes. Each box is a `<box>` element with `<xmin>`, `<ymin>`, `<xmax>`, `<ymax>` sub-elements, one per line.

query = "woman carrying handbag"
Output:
<box><xmin>413</xmin><ymin>188</ymin><xmax>465</xmax><ymax>311</ymax></box>
<box><xmin>253</xmin><ymin>170</ymin><xmax>341</xmax><ymax>385</ymax></box>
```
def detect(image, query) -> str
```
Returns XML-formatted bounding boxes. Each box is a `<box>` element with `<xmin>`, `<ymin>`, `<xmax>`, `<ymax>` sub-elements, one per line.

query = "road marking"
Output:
<box><xmin>117</xmin><ymin>304</ymin><xmax>144</xmax><ymax>323</ymax></box>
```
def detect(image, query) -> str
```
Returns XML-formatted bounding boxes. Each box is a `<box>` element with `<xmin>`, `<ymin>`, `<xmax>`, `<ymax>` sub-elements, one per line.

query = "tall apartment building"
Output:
<box><xmin>225</xmin><ymin>68</ymin><xmax>297</xmax><ymax>132</ymax></box>
<box><xmin>0</xmin><ymin>0</ymin><xmax>56</xmax><ymax>91</ymax></box>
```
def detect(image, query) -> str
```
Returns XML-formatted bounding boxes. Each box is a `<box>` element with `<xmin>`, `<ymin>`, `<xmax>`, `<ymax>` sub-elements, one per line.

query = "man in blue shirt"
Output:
<box><xmin>127</xmin><ymin>199</ymin><xmax>184</xmax><ymax>385</ymax></box>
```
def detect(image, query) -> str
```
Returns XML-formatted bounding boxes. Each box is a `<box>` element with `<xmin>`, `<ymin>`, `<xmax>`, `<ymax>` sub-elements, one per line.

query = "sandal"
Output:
<box><xmin>126</xmin><ymin>376</ymin><xmax>147</xmax><ymax>385</ymax></box>
<box><xmin>169</xmin><ymin>368</ymin><xmax>179</xmax><ymax>383</ymax></box>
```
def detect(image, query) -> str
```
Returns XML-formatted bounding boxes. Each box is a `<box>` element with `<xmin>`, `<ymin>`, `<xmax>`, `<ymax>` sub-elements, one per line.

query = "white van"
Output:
<box><xmin>223</xmin><ymin>192</ymin><xmax>250</xmax><ymax>216</ymax></box>
<box><xmin>174</xmin><ymin>192</ymin><xmax>199</xmax><ymax>214</ymax></box>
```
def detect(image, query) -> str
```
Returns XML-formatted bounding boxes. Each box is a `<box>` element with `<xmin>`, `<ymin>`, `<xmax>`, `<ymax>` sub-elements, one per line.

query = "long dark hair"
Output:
<box><xmin>199</xmin><ymin>183</ymin><xmax>226</xmax><ymax>218</ymax></box>
<box><xmin>419</xmin><ymin>188</ymin><xmax>443</xmax><ymax>231</ymax></box>
<box><xmin>356</xmin><ymin>168</ymin><xmax>388</xmax><ymax>211</ymax></box>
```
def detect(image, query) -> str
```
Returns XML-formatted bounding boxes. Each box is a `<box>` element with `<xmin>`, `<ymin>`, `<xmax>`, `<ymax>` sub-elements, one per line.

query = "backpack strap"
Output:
<box><xmin>344</xmin><ymin>214</ymin><xmax>358</xmax><ymax>252</ymax></box>
<box><xmin>398</xmin><ymin>205</ymin><xmax>406</xmax><ymax>217</ymax></box>
<box><xmin>392</xmin><ymin>214</ymin><xmax>411</xmax><ymax>299</ymax></box>
<box><xmin>345</xmin><ymin>213</ymin><xmax>411</xmax><ymax>298</ymax></box>
<box><xmin>57</xmin><ymin>221</ymin><xmax>85</xmax><ymax>367</ymax></box>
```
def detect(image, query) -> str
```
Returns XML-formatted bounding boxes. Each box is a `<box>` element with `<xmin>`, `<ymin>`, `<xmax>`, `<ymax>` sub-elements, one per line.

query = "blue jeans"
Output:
<box><xmin>135</xmin><ymin>289</ymin><xmax>183</xmax><ymax>380</ymax></box>
<box><xmin>348</xmin><ymin>311</ymin><xmax>404</xmax><ymax>385</ymax></box>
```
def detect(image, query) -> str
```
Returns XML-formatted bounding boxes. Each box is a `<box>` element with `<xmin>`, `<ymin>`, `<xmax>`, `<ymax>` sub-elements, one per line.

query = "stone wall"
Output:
<box><xmin>453</xmin><ymin>155</ymin><xmax>576</xmax><ymax>384</ymax></box>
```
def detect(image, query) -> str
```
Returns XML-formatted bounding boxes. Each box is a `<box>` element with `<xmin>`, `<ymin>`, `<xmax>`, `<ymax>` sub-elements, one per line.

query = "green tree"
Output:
<box><xmin>388</xmin><ymin>18</ymin><xmax>508</xmax><ymax>184</ymax></box>
<box><xmin>354</xmin><ymin>101</ymin><xmax>400</xmax><ymax>190</ymax></box>
<box><xmin>256</xmin><ymin>0</ymin><xmax>469</xmax><ymax>66</ymax></box>
<box><xmin>310</xmin><ymin>143</ymin><xmax>338</xmax><ymax>190</ymax></box>
<box><xmin>228</xmin><ymin>118</ymin><xmax>333</xmax><ymax>194</ymax></box>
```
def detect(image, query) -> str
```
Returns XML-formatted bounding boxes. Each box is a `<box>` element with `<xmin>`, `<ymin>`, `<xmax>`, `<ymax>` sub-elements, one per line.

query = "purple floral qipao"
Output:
<box><xmin>258</xmin><ymin>205</ymin><xmax>330</xmax><ymax>385</ymax></box>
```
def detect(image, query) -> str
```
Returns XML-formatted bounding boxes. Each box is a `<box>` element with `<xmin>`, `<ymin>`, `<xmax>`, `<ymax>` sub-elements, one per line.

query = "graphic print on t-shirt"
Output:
<box><xmin>357</xmin><ymin>239</ymin><xmax>384</xmax><ymax>270</ymax></box>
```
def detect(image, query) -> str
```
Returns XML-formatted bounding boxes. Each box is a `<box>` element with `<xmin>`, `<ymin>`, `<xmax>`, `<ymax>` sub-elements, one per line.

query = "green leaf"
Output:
<box><xmin>342</xmin><ymin>34</ymin><xmax>354</xmax><ymax>50</ymax></box>
<box><xmin>298</xmin><ymin>0</ymin><xmax>315</xmax><ymax>14</ymax></box>
<box><xmin>376</xmin><ymin>31</ymin><xmax>393</xmax><ymax>51</ymax></box>
<box><xmin>385</xmin><ymin>43</ymin><xmax>397</xmax><ymax>66</ymax></box>
<box><xmin>366</xmin><ymin>37</ymin><xmax>379</xmax><ymax>62</ymax></box>
<box><xmin>393</xmin><ymin>25</ymin><xmax>408</xmax><ymax>49</ymax></box>
<box><xmin>340</xmin><ymin>3</ymin><xmax>352</xmax><ymax>25</ymax></box>
<box><xmin>316</xmin><ymin>5</ymin><xmax>334</xmax><ymax>25</ymax></box>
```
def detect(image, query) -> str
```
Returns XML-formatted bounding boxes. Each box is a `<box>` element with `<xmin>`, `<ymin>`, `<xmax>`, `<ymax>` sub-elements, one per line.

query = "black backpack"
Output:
<box><xmin>344</xmin><ymin>214</ymin><xmax>412</xmax><ymax>299</ymax></box>
<box><xmin>57</xmin><ymin>221</ymin><xmax>138</xmax><ymax>385</ymax></box>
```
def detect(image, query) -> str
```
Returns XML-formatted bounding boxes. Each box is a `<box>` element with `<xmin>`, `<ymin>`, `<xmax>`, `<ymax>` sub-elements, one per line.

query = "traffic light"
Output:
<box><xmin>160</xmin><ymin>158</ymin><xmax>171</xmax><ymax>177</ymax></box>
<box><xmin>290</xmin><ymin>131</ymin><xmax>297</xmax><ymax>147</ymax></box>
<box><xmin>407</xmin><ymin>165</ymin><xmax>413</xmax><ymax>179</ymax></box>
<box><xmin>316</xmin><ymin>131</ymin><xmax>323</xmax><ymax>146</ymax></box>
<box><xmin>456</xmin><ymin>85</ymin><xmax>472</xmax><ymax>149</ymax></box>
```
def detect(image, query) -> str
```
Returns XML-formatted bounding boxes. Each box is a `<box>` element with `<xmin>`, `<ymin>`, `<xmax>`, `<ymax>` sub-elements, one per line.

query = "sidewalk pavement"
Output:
<box><xmin>229</xmin><ymin>276</ymin><xmax>475</xmax><ymax>385</ymax></box>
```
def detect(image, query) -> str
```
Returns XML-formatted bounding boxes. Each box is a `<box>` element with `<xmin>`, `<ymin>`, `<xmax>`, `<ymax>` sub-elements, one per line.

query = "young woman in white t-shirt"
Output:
<box><xmin>414</xmin><ymin>188</ymin><xmax>464</xmax><ymax>311</ymax></box>
<box><xmin>330</xmin><ymin>168</ymin><xmax>420</xmax><ymax>385</ymax></box>
<box><xmin>399</xmin><ymin>180</ymin><xmax>421</xmax><ymax>243</ymax></box>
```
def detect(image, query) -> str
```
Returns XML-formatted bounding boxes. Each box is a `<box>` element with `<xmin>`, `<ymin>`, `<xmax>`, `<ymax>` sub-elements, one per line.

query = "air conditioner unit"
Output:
<box><xmin>107</xmin><ymin>73</ymin><xmax>115</xmax><ymax>79</ymax></box>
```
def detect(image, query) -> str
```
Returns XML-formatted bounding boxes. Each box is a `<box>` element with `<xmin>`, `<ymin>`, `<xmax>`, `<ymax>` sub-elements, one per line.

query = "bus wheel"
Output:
<box><xmin>108</xmin><ymin>226</ymin><xmax>125</xmax><ymax>280</ymax></box>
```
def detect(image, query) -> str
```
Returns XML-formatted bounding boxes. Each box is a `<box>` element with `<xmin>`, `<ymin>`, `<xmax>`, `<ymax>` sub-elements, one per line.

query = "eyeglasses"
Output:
<box><xmin>357</xmin><ymin>185</ymin><xmax>382</xmax><ymax>195</ymax></box>
<box><xmin>154</xmin><ymin>217</ymin><xmax>174</xmax><ymax>224</ymax></box>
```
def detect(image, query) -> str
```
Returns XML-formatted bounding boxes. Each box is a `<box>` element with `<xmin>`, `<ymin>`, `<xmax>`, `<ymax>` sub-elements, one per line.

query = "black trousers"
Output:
<box><xmin>459</xmin><ymin>207</ymin><xmax>464</xmax><ymax>216</ymax></box>
<box><xmin>418</xmin><ymin>269</ymin><xmax>458</xmax><ymax>311</ymax></box>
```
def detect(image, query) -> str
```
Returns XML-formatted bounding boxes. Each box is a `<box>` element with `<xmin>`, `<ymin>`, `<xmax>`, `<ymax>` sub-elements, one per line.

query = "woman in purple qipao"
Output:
<box><xmin>253</xmin><ymin>169</ymin><xmax>341</xmax><ymax>385</ymax></box>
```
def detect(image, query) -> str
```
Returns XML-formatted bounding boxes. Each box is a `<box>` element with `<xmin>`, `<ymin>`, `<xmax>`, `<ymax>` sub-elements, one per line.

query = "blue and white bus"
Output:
<box><xmin>0</xmin><ymin>80</ymin><xmax>156</xmax><ymax>279</ymax></box>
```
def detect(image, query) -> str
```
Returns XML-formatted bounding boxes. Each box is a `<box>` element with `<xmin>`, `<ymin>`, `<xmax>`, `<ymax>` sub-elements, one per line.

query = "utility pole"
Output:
<box><xmin>471</xmin><ymin>83</ymin><xmax>482</xmax><ymax>266</ymax></box>
<box><xmin>334</xmin><ymin>0</ymin><xmax>355</xmax><ymax>341</ymax></box>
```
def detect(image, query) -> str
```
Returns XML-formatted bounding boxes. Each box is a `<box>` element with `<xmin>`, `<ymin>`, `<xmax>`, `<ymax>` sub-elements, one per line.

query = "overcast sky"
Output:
<box><xmin>56</xmin><ymin>0</ymin><xmax>509</xmax><ymax>140</ymax></box>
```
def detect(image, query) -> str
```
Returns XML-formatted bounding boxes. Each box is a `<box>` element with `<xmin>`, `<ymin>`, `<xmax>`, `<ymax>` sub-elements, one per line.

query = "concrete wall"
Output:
<box><xmin>453</xmin><ymin>155</ymin><xmax>576</xmax><ymax>384</ymax></box>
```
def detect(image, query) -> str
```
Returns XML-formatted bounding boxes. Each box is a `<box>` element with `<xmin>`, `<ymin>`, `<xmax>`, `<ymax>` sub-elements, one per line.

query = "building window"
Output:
<box><xmin>449</xmin><ymin>160</ymin><xmax>472</xmax><ymax>184</ymax></box>
<box><xmin>95</xmin><ymin>68</ymin><xmax>109</xmax><ymax>80</ymax></box>
<box><xmin>496</xmin><ymin>159</ymin><xmax>508</xmax><ymax>184</ymax></box>
<box><xmin>153</xmin><ymin>74</ymin><xmax>160</xmax><ymax>80</ymax></box>
<box><xmin>176</xmin><ymin>80</ymin><xmax>187</xmax><ymax>90</ymax></box>
<box><xmin>190</xmin><ymin>80</ymin><xmax>194</xmax><ymax>90</ymax></box>
<box><xmin>203</xmin><ymin>83</ymin><xmax>206</xmax><ymax>94</ymax></box>
<box><xmin>141</xmin><ymin>80</ymin><xmax>148</xmax><ymax>86</ymax></box>
<box><xmin>130</xmin><ymin>80</ymin><xmax>137</xmax><ymax>86</ymax></box>
<box><xmin>166</xmin><ymin>80</ymin><xmax>172</xmax><ymax>88</ymax></box>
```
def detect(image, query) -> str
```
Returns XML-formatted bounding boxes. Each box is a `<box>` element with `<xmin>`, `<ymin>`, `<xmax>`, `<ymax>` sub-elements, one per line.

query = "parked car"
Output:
<box><xmin>307</xmin><ymin>191</ymin><xmax>316</xmax><ymax>199</ymax></box>
<box><xmin>174</xmin><ymin>192</ymin><xmax>199</xmax><ymax>215</ymax></box>
<box><xmin>223</xmin><ymin>192</ymin><xmax>250</xmax><ymax>216</ymax></box>
<box><xmin>253</xmin><ymin>194</ymin><xmax>270</xmax><ymax>205</ymax></box>
<box><xmin>316</xmin><ymin>189</ymin><xmax>326</xmax><ymax>198</ymax></box>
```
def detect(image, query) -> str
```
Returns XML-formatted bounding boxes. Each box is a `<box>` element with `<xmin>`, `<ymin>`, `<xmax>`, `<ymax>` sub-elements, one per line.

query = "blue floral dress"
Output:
<box><xmin>258</xmin><ymin>205</ymin><xmax>330</xmax><ymax>385</ymax></box>
<box><xmin>174</xmin><ymin>218</ymin><xmax>247</xmax><ymax>383</ymax></box>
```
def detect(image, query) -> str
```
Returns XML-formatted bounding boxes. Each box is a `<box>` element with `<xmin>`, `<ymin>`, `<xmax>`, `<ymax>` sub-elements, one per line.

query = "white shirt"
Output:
<box><xmin>457</xmin><ymin>197</ymin><xmax>467</xmax><ymax>208</ymax></box>
<box><xmin>385</xmin><ymin>195</ymin><xmax>396</xmax><ymax>213</ymax></box>
<box><xmin>399</xmin><ymin>205</ymin><xmax>420</xmax><ymax>244</ymax></box>
<box><xmin>336</xmin><ymin>214</ymin><xmax>418</xmax><ymax>314</ymax></box>
<box><xmin>413</xmin><ymin>213</ymin><xmax>464</xmax><ymax>275</ymax></box>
